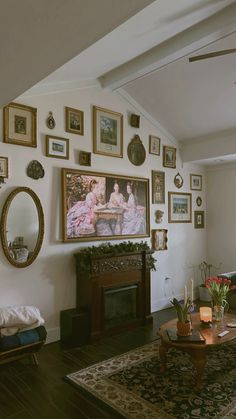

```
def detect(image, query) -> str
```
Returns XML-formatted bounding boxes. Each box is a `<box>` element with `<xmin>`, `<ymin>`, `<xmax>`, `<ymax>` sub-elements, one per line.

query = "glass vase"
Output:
<box><xmin>214</xmin><ymin>305</ymin><xmax>224</xmax><ymax>321</ymax></box>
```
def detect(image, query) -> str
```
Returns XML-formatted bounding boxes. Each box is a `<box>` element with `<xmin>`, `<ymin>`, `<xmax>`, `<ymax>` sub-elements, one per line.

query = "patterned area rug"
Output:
<box><xmin>65</xmin><ymin>341</ymin><xmax>236</xmax><ymax>418</ymax></box>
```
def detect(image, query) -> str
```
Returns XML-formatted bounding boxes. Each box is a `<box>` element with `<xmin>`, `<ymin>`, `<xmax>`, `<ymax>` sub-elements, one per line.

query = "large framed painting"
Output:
<box><xmin>93</xmin><ymin>106</ymin><xmax>123</xmax><ymax>158</ymax></box>
<box><xmin>3</xmin><ymin>102</ymin><xmax>37</xmax><ymax>147</ymax></box>
<box><xmin>168</xmin><ymin>192</ymin><xmax>192</xmax><ymax>223</ymax></box>
<box><xmin>62</xmin><ymin>169</ymin><xmax>149</xmax><ymax>242</ymax></box>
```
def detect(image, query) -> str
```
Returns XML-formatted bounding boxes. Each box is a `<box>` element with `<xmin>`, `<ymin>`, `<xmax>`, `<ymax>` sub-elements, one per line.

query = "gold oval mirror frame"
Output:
<box><xmin>0</xmin><ymin>187</ymin><xmax>44</xmax><ymax>268</ymax></box>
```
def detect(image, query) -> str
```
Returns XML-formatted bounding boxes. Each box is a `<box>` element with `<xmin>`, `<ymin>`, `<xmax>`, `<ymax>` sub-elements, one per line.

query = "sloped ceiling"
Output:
<box><xmin>0</xmin><ymin>0</ymin><xmax>153</xmax><ymax>107</ymax></box>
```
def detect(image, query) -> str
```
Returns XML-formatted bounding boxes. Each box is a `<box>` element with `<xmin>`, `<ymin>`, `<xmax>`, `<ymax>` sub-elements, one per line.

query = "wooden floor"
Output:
<box><xmin>0</xmin><ymin>307</ymin><xmax>177</xmax><ymax>419</ymax></box>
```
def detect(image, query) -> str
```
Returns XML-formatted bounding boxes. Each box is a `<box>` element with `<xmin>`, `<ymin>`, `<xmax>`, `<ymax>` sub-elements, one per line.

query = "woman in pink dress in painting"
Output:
<box><xmin>108</xmin><ymin>181</ymin><xmax>125</xmax><ymax>208</ymax></box>
<box><xmin>122</xmin><ymin>182</ymin><xmax>146</xmax><ymax>235</ymax></box>
<box><xmin>67</xmin><ymin>179</ymin><xmax>98</xmax><ymax>238</ymax></box>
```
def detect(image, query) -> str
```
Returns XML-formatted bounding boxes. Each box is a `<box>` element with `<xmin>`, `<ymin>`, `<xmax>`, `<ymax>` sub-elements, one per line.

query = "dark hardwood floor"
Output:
<box><xmin>0</xmin><ymin>307</ymin><xmax>176</xmax><ymax>419</ymax></box>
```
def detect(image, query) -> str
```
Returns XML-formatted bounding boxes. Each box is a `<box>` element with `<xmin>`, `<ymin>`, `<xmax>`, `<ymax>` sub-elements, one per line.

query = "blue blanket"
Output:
<box><xmin>0</xmin><ymin>326</ymin><xmax>47</xmax><ymax>351</ymax></box>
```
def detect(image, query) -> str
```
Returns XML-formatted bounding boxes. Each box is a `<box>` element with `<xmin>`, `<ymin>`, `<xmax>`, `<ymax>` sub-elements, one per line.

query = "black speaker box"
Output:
<box><xmin>60</xmin><ymin>308</ymin><xmax>89</xmax><ymax>347</ymax></box>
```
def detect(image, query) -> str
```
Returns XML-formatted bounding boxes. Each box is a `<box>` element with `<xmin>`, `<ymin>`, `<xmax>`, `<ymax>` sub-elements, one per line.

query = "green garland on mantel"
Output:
<box><xmin>74</xmin><ymin>241</ymin><xmax>156</xmax><ymax>278</ymax></box>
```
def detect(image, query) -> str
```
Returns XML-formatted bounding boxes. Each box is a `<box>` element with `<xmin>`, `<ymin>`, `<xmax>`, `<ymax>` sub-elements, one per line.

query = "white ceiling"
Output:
<box><xmin>21</xmin><ymin>0</ymin><xmax>236</xmax><ymax>165</ymax></box>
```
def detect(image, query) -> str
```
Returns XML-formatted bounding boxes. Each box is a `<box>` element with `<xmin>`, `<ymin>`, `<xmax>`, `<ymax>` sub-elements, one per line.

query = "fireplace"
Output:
<box><xmin>74</xmin><ymin>249</ymin><xmax>153</xmax><ymax>341</ymax></box>
<box><xmin>104</xmin><ymin>284</ymin><xmax>138</xmax><ymax>329</ymax></box>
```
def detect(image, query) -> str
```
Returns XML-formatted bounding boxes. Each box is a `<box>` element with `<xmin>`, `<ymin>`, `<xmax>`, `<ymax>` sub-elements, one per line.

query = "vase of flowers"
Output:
<box><xmin>205</xmin><ymin>276</ymin><xmax>236</xmax><ymax>321</ymax></box>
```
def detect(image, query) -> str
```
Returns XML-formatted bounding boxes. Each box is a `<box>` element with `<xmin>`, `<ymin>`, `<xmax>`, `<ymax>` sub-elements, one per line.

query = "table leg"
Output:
<box><xmin>191</xmin><ymin>350</ymin><xmax>206</xmax><ymax>390</ymax></box>
<box><xmin>159</xmin><ymin>340</ymin><xmax>169</xmax><ymax>373</ymax></box>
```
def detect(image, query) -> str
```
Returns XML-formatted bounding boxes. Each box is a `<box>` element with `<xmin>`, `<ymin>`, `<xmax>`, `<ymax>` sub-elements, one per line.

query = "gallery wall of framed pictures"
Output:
<box><xmin>1</xmin><ymin>91</ymin><xmax>205</xmax><ymax>252</ymax></box>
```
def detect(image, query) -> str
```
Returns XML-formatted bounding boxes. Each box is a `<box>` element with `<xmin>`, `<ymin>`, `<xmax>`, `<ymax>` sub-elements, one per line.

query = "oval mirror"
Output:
<box><xmin>0</xmin><ymin>187</ymin><xmax>44</xmax><ymax>268</ymax></box>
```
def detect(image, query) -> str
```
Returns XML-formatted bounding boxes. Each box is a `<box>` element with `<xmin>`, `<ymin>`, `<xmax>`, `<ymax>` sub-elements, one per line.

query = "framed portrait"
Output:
<box><xmin>163</xmin><ymin>145</ymin><xmax>176</xmax><ymax>168</ymax></box>
<box><xmin>168</xmin><ymin>192</ymin><xmax>192</xmax><ymax>223</ymax></box>
<box><xmin>65</xmin><ymin>106</ymin><xmax>84</xmax><ymax>135</ymax></box>
<box><xmin>152</xmin><ymin>170</ymin><xmax>165</xmax><ymax>204</ymax></box>
<box><xmin>190</xmin><ymin>174</ymin><xmax>202</xmax><ymax>191</ymax></box>
<box><xmin>194</xmin><ymin>211</ymin><xmax>204</xmax><ymax>229</ymax></box>
<box><xmin>0</xmin><ymin>157</ymin><xmax>8</xmax><ymax>178</ymax></box>
<box><xmin>79</xmin><ymin>151</ymin><xmax>91</xmax><ymax>166</ymax></box>
<box><xmin>152</xmin><ymin>229</ymin><xmax>168</xmax><ymax>251</ymax></box>
<box><xmin>46</xmin><ymin>135</ymin><xmax>69</xmax><ymax>159</ymax></box>
<box><xmin>149</xmin><ymin>135</ymin><xmax>160</xmax><ymax>155</ymax></box>
<box><xmin>62</xmin><ymin>168</ymin><xmax>149</xmax><ymax>242</ymax></box>
<box><xmin>93</xmin><ymin>106</ymin><xmax>123</xmax><ymax>158</ymax></box>
<box><xmin>3</xmin><ymin>102</ymin><xmax>37</xmax><ymax>148</ymax></box>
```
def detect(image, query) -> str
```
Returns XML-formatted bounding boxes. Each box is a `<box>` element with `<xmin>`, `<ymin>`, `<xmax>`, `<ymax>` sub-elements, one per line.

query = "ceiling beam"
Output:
<box><xmin>99</xmin><ymin>2</ymin><xmax>236</xmax><ymax>90</ymax></box>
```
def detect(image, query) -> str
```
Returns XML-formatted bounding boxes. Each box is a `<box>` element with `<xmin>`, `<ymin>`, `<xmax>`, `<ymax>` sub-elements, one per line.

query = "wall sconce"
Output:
<box><xmin>200</xmin><ymin>307</ymin><xmax>212</xmax><ymax>327</ymax></box>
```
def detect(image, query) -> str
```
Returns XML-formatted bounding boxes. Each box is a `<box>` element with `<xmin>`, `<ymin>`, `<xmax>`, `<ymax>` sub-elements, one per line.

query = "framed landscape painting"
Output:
<box><xmin>93</xmin><ymin>106</ymin><xmax>123</xmax><ymax>158</ymax></box>
<box><xmin>62</xmin><ymin>168</ymin><xmax>149</xmax><ymax>242</ymax></box>
<box><xmin>46</xmin><ymin>135</ymin><xmax>69</xmax><ymax>159</ymax></box>
<box><xmin>168</xmin><ymin>192</ymin><xmax>192</xmax><ymax>223</ymax></box>
<box><xmin>3</xmin><ymin>102</ymin><xmax>37</xmax><ymax>148</ymax></box>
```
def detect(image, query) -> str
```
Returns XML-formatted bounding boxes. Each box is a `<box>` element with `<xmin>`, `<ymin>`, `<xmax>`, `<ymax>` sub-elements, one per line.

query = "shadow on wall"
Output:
<box><xmin>41</xmin><ymin>252</ymin><xmax>76</xmax><ymax>328</ymax></box>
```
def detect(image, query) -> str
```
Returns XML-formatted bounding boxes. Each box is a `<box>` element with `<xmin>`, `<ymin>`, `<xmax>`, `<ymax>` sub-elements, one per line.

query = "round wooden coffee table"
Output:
<box><xmin>158</xmin><ymin>312</ymin><xmax>236</xmax><ymax>389</ymax></box>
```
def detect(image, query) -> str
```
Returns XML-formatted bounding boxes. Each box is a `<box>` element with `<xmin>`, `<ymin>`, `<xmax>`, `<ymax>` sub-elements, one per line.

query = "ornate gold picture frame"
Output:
<box><xmin>65</xmin><ymin>106</ymin><xmax>84</xmax><ymax>135</ymax></box>
<box><xmin>152</xmin><ymin>229</ymin><xmax>168</xmax><ymax>251</ymax></box>
<box><xmin>168</xmin><ymin>192</ymin><xmax>192</xmax><ymax>223</ymax></box>
<box><xmin>3</xmin><ymin>102</ymin><xmax>37</xmax><ymax>148</ymax></box>
<box><xmin>163</xmin><ymin>145</ymin><xmax>176</xmax><ymax>168</ymax></box>
<box><xmin>62</xmin><ymin>168</ymin><xmax>149</xmax><ymax>242</ymax></box>
<box><xmin>93</xmin><ymin>106</ymin><xmax>123</xmax><ymax>158</ymax></box>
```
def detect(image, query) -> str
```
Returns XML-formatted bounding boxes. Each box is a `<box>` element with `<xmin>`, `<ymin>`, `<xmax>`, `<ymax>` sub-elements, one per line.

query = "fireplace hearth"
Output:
<box><xmin>74</xmin><ymin>249</ymin><xmax>154</xmax><ymax>342</ymax></box>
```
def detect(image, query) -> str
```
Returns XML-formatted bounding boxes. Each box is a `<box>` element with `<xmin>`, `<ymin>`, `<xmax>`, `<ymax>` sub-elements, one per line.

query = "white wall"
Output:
<box><xmin>207</xmin><ymin>163</ymin><xmax>236</xmax><ymax>273</ymax></box>
<box><xmin>0</xmin><ymin>86</ymin><xmax>206</xmax><ymax>342</ymax></box>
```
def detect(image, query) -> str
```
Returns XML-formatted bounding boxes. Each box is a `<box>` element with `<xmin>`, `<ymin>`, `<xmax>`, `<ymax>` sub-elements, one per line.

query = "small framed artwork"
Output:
<box><xmin>196</xmin><ymin>196</ymin><xmax>202</xmax><ymax>207</ymax></box>
<box><xmin>3</xmin><ymin>102</ymin><xmax>37</xmax><ymax>148</ymax></box>
<box><xmin>93</xmin><ymin>105</ymin><xmax>123</xmax><ymax>158</ymax></box>
<box><xmin>149</xmin><ymin>135</ymin><xmax>160</xmax><ymax>155</ymax></box>
<box><xmin>0</xmin><ymin>157</ymin><xmax>9</xmax><ymax>178</ymax></box>
<box><xmin>163</xmin><ymin>145</ymin><xmax>176</xmax><ymax>168</ymax></box>
<box><xmin>46</xmin><ymin>135</ymin><xmax>69</xmax><ymax>159</ymax></box>
<box><xmin>152</xmin><ymin>170</ymin><xmax>165</xmax><ymax>204</ymax></box>
<box><xmin>168</xmin><ymin>192</ymin><xmax>192</xmax><ymax>223</ymax></box>
<box><xmin>190</xmin><ymin>174</ymin><xmax>202</xmax><ymax>191</ymax></box>
<box><xmin>79</xmin><ymin>151</ymin><xmax>91</xmax><ymax>166</ymax></box>
<box><xmin>194</xmin><ymin>211</ymin><xmax>204</xmax><ymax>228</ymax></box>
<box><xmin>65</xmin><ymin>106</ymin><xmax>84</xmax><ymax>135</ymax></box>
<box><xmin>130</xmin><ymin>113</ymin><xmax>140</xmax><ymax>128</ymax></box>
<box><xmin>152</xmin><ymin>229</ymin><xmax>168</xmax><ymax>251</ymax></box>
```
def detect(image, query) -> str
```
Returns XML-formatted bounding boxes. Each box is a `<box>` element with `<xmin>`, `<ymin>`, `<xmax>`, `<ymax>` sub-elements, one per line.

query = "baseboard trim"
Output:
<box><xmin>46</xmin><ymin>327</ymin><xmax>60</xmax><ymax>344</ymax></box>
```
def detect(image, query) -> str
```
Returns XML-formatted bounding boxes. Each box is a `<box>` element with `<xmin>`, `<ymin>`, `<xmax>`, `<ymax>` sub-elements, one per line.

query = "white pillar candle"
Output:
<box><xmin>190</xmin><ymin>279</ymin><xmax>194</xmax><ymax>303</ymax></box>
<box><xmin>184</xmin><ymin>285</ymin><xmax>187</xmax><ymax>305</ymax></box>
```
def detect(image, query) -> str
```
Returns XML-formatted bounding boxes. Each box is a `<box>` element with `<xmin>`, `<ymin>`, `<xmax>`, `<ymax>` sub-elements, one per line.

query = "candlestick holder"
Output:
<box><xmin>188</xmin><ymin>301</ymin><xmax>195</xmax><ymax>329</ymax></box>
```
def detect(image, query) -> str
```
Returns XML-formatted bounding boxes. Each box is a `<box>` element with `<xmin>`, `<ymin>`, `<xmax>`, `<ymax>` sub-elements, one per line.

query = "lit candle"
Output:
<box><xmin>200</xmin><ymin>307</ymin><xmax>212</xmax><ymax>322</ymax></box>
<box><xmin>190</xmin><ymin>279</ymin><xmax>194</xmax><ymax>303</ymax></box>
<box><xmin>184</xmin><ymin>285</ymin><xmax>187</xmax><ymax>305</ymax></box>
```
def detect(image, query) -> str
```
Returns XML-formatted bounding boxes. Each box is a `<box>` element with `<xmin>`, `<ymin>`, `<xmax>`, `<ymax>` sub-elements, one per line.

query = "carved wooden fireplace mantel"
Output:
<box><xmin>74</xmin><ymin>249</ymin><xmax>154</xmax><ymax>341</ymax></box>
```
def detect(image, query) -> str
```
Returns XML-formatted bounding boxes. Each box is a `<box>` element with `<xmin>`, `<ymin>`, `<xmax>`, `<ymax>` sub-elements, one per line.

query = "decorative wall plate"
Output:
<box><xmin>46</xmin><ymin>111</ymin><xmax>55</xmax><ymax>129</ymax></box>
<box><xmin>127</xmin><ymin>135</ymin><xmax>146</xmax><ymax>166</ymax></box>
<box><xmin>174</xmin><ymin>172</ymin><xmax>183</xmax><ymax>189</ymax></box>
<box><xmin>196</xmin><ymin>196</ymin><xmax>202</xmax><ymax>207</ymax></box>
<box><xmin>27</xmin><ymin>160</ymin><xmax>45</xmax><ymax>179</ymax></box>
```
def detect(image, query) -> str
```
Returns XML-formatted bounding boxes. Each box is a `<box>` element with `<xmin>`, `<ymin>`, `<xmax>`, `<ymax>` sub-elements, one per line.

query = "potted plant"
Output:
<box><xmin>170</xmin><ymin>298</ymin><xmax>191</xmax><ymax>336</ymax></box>
<box><xmin>205</xmin><ymin>276</ymin><xmax>236</xmax><ymax>321</ymax></box>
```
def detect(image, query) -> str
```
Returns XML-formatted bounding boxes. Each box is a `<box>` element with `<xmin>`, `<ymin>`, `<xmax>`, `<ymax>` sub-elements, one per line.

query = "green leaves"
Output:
<box><xmin>170</xmin><ymin>297</ymin><xmax>190</xmax><ymax>323</ymax></box>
